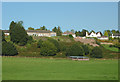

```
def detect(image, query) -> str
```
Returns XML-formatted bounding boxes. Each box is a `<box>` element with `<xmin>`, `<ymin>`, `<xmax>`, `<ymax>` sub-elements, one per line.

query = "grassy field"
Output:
<box><xmin>2</xmin><ymin>57</ymin><xmax>118</xmax><ymax>80</ymax></box>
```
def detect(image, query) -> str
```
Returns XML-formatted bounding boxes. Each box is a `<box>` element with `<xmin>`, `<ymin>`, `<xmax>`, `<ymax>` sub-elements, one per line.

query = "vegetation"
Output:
<box><xmin>81</xmin><ymin>45</ymin><xmax>89</xmax><ymax>55</ymax></box>
<box><xmin>90</xmin><ymin>47</ymin><xmax>103</xmax><ymax>58</ymax></box>
<box><xmin>2</xmin><ymin>31</ymin><xmax>6</xmax><ymax>42</ymax></box>
<box><xmin>2</xmin><ymin>41</ymin><xmax>18</xmax><ymax>56</ymax></box>
<box><xmin>9</xmin><ymin>21</ymin><xmax>29</xmax><ymax>46</ymax></box>
<box><xmin>37</xmin><ymin>39</ymin><xmax>43</xmax><ymax>48</ymax></box>
<box><xmin>52</xmin><ymin>26</ymin><xmax>62</xmax><ymax>36</ymax></box>
<box><xmin>2</xmin><ymin>57</ymin><xmax>118</xmax><ymax>80</ymax></box>
<box><xmin>102</xmin><ymin>44</ymin><xmax>118</xmax><ymax>52</ymax></box>
<box><xmin>40</xmin><ymin>41</ymin><xmax>57</xmax><ymax>56</ymax></box>
<box><xmin>66</xmin><ymin>43</ymin><xmax>84</xmax><ymax>56</ymax></box>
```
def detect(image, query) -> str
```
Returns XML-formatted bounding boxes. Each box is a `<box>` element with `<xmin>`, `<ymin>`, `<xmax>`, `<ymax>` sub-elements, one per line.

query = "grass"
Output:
<box><xmin>101</xmin><ymin>44</ymin><xmax>118</xmax><ymax>52</ymax></box>
<box><xmin>2</xmin><ymin>57</ymin><xmax>118</xmax><ymax>80</ymax></box>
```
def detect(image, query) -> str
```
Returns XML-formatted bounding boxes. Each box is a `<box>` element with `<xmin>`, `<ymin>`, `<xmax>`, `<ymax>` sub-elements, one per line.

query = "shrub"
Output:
<box><xmin>47</xmin><ymin>38</ymin><xmax>60</xmax><ymax>52</ymax></box>
<box><xmin>82</xmin><ymin>45</ymin><xmax>89</xmax><ymax>55</ymax></box>
<box><xmin>27</xmin><ymin>36</ymin><xmax>34</xmax><ymax>44</ymax></box>
<box><xmin>37</xmin><ymin>39</ymin><xmax>43</xmax><ymax>48</ymax></box>
<box><xmin>69</xmin><ymin>34</ymin><xmax>73</xmax><ymax>38</ymax></box>
<box><xmin>96</xmin><ymin>40</ymin><xmax>101</xmax><ymax>45</ymax></box>
<box><xmin>90</xmin><ymin>47</ymin><xmax>103</xmax><ymax>58</ymax></box>
<box><xmin>2</xmin><ymin>41</ymin><xmax>18</xmax><ymax>56</ymax></box>
<box><xmin>40</xmin><ymin>41</ymin><xmax>57</xmax><ymax>56</ymax></box>
<box><xmin>66</xmin><ymin>43</ymin><xmax>84</xmax><ymax>56</ymax></box>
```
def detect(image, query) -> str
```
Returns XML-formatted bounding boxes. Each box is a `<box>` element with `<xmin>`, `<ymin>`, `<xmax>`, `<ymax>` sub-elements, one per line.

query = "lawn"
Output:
<box><xmin>102</xmin><ymin>44</ymin><xmax>118</xmax><ymax>52</ymax></box>
<box><xmin>2</xmin><ymin>57</ymin><xmax>118</xmax><ymax>80</ymax></box>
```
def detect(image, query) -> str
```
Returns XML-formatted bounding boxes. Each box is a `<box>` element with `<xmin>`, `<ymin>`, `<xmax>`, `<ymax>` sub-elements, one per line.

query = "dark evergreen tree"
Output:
<box><xmin>9</xmin><ymin>21</ymin><xmax>28</xmax><ymax>46</ymax></box>
<box><xmin>2</xmin><ymin>31</ymin><xmax>6</xmax><ymax>42</ymax></box>
<box><xmin>2</xmin><ymin>41</ymin><xmax>18</xmax><ymax>56</ymax></box>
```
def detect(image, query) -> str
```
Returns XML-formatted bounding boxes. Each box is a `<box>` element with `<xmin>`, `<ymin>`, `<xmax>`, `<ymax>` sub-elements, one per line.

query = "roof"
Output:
<box><xmin>87</xmin><ymin>31</ymin><xmax>102</xmax><ymax>35</ymax></box>
<box><xmin>2</xmin><ymin>30</ymin><xmax>9</xmax><ymax>33</ymax></box>
<box><xmin>2</xmin><ymin>30</ymin><xmax>55</xmax><ymax>33</ymax></box>
<box><xmin>63</xmin><ymin>31</ymin><xmax>74</xmax><ymax>35</ymax></box>
<box><xmin>113</xmin><ymin>33</ymin><xmax>120</xmax><ymax>36</ymax></box>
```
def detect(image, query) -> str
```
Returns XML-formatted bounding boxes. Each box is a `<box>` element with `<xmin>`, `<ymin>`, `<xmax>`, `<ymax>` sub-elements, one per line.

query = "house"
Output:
<box><xmin>62</xmin><ymin>31</ymin><xmax>76</xmax><ymax>38</ymax></box>
<box><xmin>97</xmin><ymin>36</ymin><xmax>108</xmax><ymax>40</ymax></box>
<box><xmin>26</xmin><ymin>30</ymin><xmax>56</xmax><ymax>37</ymax></box>
<box><xmin>86</xmin><ymin>31</ymin><xmax>102</xmax><ymax>37</ymax></box>
<box><xmin>2</xmin><ymin>30</ymin><xmax>9</xmax><ymax>36</ymax></box>
<box><xmin>2</xmin><ymin>30</ymin><xmax>56</xmax><ymax>37</ymax></box>
<box><xmin>111</xmin><ymin>33</ymin><xmax>120</xmax><ymax>38</ymax></box>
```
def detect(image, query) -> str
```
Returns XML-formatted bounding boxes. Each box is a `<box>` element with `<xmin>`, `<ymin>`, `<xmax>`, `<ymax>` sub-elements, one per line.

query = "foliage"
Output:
<box><xmin>47</xmin><ymin>37</ymin><xmax>60</xmax><ymax>52</ymax></box>
<box><xmin>9</xmin><ymin>21</ymin><xmax>29</xmax><ymax>46</ymax></box>
<box><xmin>27</xmin><ymin>36</ymin><xmax>34</xmax><ymax>44</ymax></box>
<box><xmin>69</xmin><ymin>34</ymin><xmax>73</xmax><ymax>38</ymax></box>
<box><xmin>2</xmin><ymin>31</ymin><xmax>6</xmax><ymax>42</ymax></box>
<box><xmin>90</xmin><ymin>47</ymin><xmax>103</xmax><ymax>58</ymax></box>
<box><xmin>28</xmin><ymin>27</ymin><xmax>34</xmax><ymax>30</ymax></box>
<box><xmin>37</xmin><ymin>39</ymin><xmax>43</xmax><ymax>48</ymax></box>
<box><xmin>81</xmin><ymin>45</ymin><xmax>89</xmax><ymax>55</ymax></box>
<box><xmin>40</xmin><ymin>41</ymin><xmax>57</xmax><ymax>56</ymax></box>
<box><xmin>66</xmin><ymin>43</ymin><xmax>84</xmax><ymax>56</ymax></box>
<box><xmin>104</xmin><ymin>30</ymin><xmax>109</xmax><ymax>37</ymax></box>
<box><xmin>75</xmin><ymin>29</ymin><xmax>89</xmax><ymax>37</ymax></box>
<box><xmin>52</xmin><ymin>26</ymin><xmax>62</xmax><ymax>36</ymax></box>
<box><xmin>2</xmin><ymin>41</ymin><xmax>18</xmax><ymax>56</ymax></box>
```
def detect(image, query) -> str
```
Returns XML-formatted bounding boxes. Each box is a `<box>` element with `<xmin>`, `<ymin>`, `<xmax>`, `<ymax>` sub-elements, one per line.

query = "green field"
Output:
<box><xmin>2</xmin><ymin>57</ymin><xmax>118</xmax><ymax>80</ymax></box>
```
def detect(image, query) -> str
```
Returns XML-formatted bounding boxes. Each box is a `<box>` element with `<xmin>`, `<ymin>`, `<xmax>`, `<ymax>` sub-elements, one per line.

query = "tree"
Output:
<box><xmin>2</xmin><ymin>31</ymin><xmax>6</xmax><ymax>42</ymax></box>
<box><xmin>66</xmin><ymin>43</ymin><xmax>84</xmax><ymax>56</ymax></box>
<box><xmin>104</xmin><ymin>30</ymin><xmax>108</xmax><ymax>37</ymax></box>
<box><xmin>107</xmin><ymin>30</ymin><xmax>112</xmax><ymax>36</ymax></box>
<box><xmin>40</xmin><ymin>41</ymin><xmax>57</xmax><ymax>56</ymax></box>
<box><xmin>9</xmin><ymin>21</ymin><xmax>29</xmax><ymax>46</ymax></box>
<box><xmin>57</xmin><ymin>26</ymin><xmax>62</xmax><ymax>36</ymax></box>
<box><xmin>9</xmin><ymin>21</ymin><xmax>16</xmax><ymax>41</ymax></box>
<box><xmin>71</xmin><ymin>29</ymin><xmax>74</xmax><ymax>33</ymax></box>
<box><xmin>82</xmin><ymin>45</ymin><xmax>89</xmax><ymax>55</ymax></box>
<box><xmin>47</xmin><ymin>37</ymin><xmax>60</xmax><ymax>52</ymax></box>
<box><xmin>52</xmin><ymin>27</ymin><xmax>57</xmax><ymax>32</ymax></box>
<box><xmin>37</xmin><ymin>39</ymin><xmax>43</xmax><ymax>48</ymax></box>
<box><xmin>111</xmin><ymin>30</ymin><xmax>116</xmax><ymax>34</ymax></box>
<box><xmin>69</xmin><ymin>34</ymin><xmax>73</xmax><ymax>38</ymax></box>
<box><xmin>2</xmin><ymin>41</ymin><xmax>18</xmax><ymax>56</ymax></box>
<box><xmin>40</xmin><ymin>26</ymin><xmax>47</xmax><ymax>30</ymax></box>
<box><xmin>28</xmin><ymin>27</ymin><xmax>34</xmax><ymax>30</ymax></box>
<box><xmin>81</xmin><ymin>29</ymin><xmax>89</xmax><ymax>37</ymax></box>
<box><xmin>90</xmin><ymin>47</ymin><xmax>103</xmax><ymax>58</ymax></box>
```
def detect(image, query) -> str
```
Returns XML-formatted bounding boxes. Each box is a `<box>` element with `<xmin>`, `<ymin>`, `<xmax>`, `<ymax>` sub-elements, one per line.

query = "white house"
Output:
<box><xmin>111</xmin><ymin>33</ymin><xmax>120</xmax><ymax>38</ymax></box>
<box><xmin>62</xmin><ymin>31</ymin><xmax>76</xmax><ymax>38</ymax></box>
<box><xmin>26</xmin><ymin>30</ymin><xmax>56</xmax><ymax>37</ymax></box>
<box><xmin>97</xmin><ymin>36</ymin><xmax>108</xmax><ymax>40</ymax></box>
<box><xmin>3</xmin><ymin>30</ymin><xmax>56</xmax><ymax>37</ymax></box>
<box><xmin>86</xmin><ymin>32</ymin><xmax>102</xmax><ymax>37</ymax></box>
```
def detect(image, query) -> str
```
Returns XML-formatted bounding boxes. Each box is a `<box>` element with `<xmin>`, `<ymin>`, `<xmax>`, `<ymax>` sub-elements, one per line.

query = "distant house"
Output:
<box><xmin>97</xmin><ymin>36</ymin><xmax>108</xmax><ymax>40</ymax></box>
<box><xmin>2</xmin><ymin>30</ymin><xmax>9</xmax><ymax>36</ymax></box>
<box><xmin>3</xmin><ymin>30</ymin><xmax>56</xmax><ymax>37</ymax></box>
<box><xmin>86</xmin><ymin>31</ymin><xmax>102</xmax><ymax>37</ymax></box>
<box><xmin>62</xmin><ymin>31</ymin><xmax>76</xmax><ymax>38</ymax></box>
<box><xmin>111</xmin><ymin>33</ymin><xmax>120</xmax><ymax>38</ymax></box>
<box><xmin>27</xmin><ymin>30</ymin><xmax>56</xmax><ymax>37</ymax></box>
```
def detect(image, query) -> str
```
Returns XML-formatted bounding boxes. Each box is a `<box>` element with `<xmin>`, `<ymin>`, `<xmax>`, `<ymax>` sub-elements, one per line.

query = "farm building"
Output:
<box><xmin>2</xmin><ymin>30</ymin><xmax>56</xmax><ymax>37</ymax></box>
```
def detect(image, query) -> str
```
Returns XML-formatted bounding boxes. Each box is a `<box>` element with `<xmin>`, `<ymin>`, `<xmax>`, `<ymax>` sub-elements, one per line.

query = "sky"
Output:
<box><xmin>2</xmin><ymin>2</ymin><xmax>118</xmax><ymax>33</ymax></box>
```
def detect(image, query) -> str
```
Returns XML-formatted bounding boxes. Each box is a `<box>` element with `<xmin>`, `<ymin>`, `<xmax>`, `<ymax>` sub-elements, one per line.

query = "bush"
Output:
<box><xmin>37</xmin><ymin>39</ymin><xmax>43</xmax><ymax>48</ymax></box>
<box><xmin>82</xmin><ymin>45</ymin><xmax>89</xmax><ymax>55</ymax></box>
<box><xmin>90</xmin><ymin>47</ymin><xmax>103</xmax><ymax>58</ymax></box>
<box><xmin>27</xmin><ymin>36</ymin><xmax>34</xmax><ymax>44</ymax></box>
<box><xmin>96</xmin><ymin>40</ymin><xmax>101</xmax><ymax>45</ymax></box>
<box><xmin>69</xmin><ymin>34</ymin><xmax>73</xmax><ymax>38</ymax></box>
<box><xmin>47</xmin><ymin>38</ymin><xmax>60</xmax><ymax>52</ymax></box>
<box><xmin>2</xmin><ymin>41</ymin><xmax>18</xmax><ymax>56</ymax></box>
<box><xmin>66</xmin><ymin>43</ymin><xmax>84</xmax><ymax>56</ymax></box>
<box><xmin>40</xmin><ymin>41</ymin><xmax>57</xmax><ymax>56</ymax></box>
